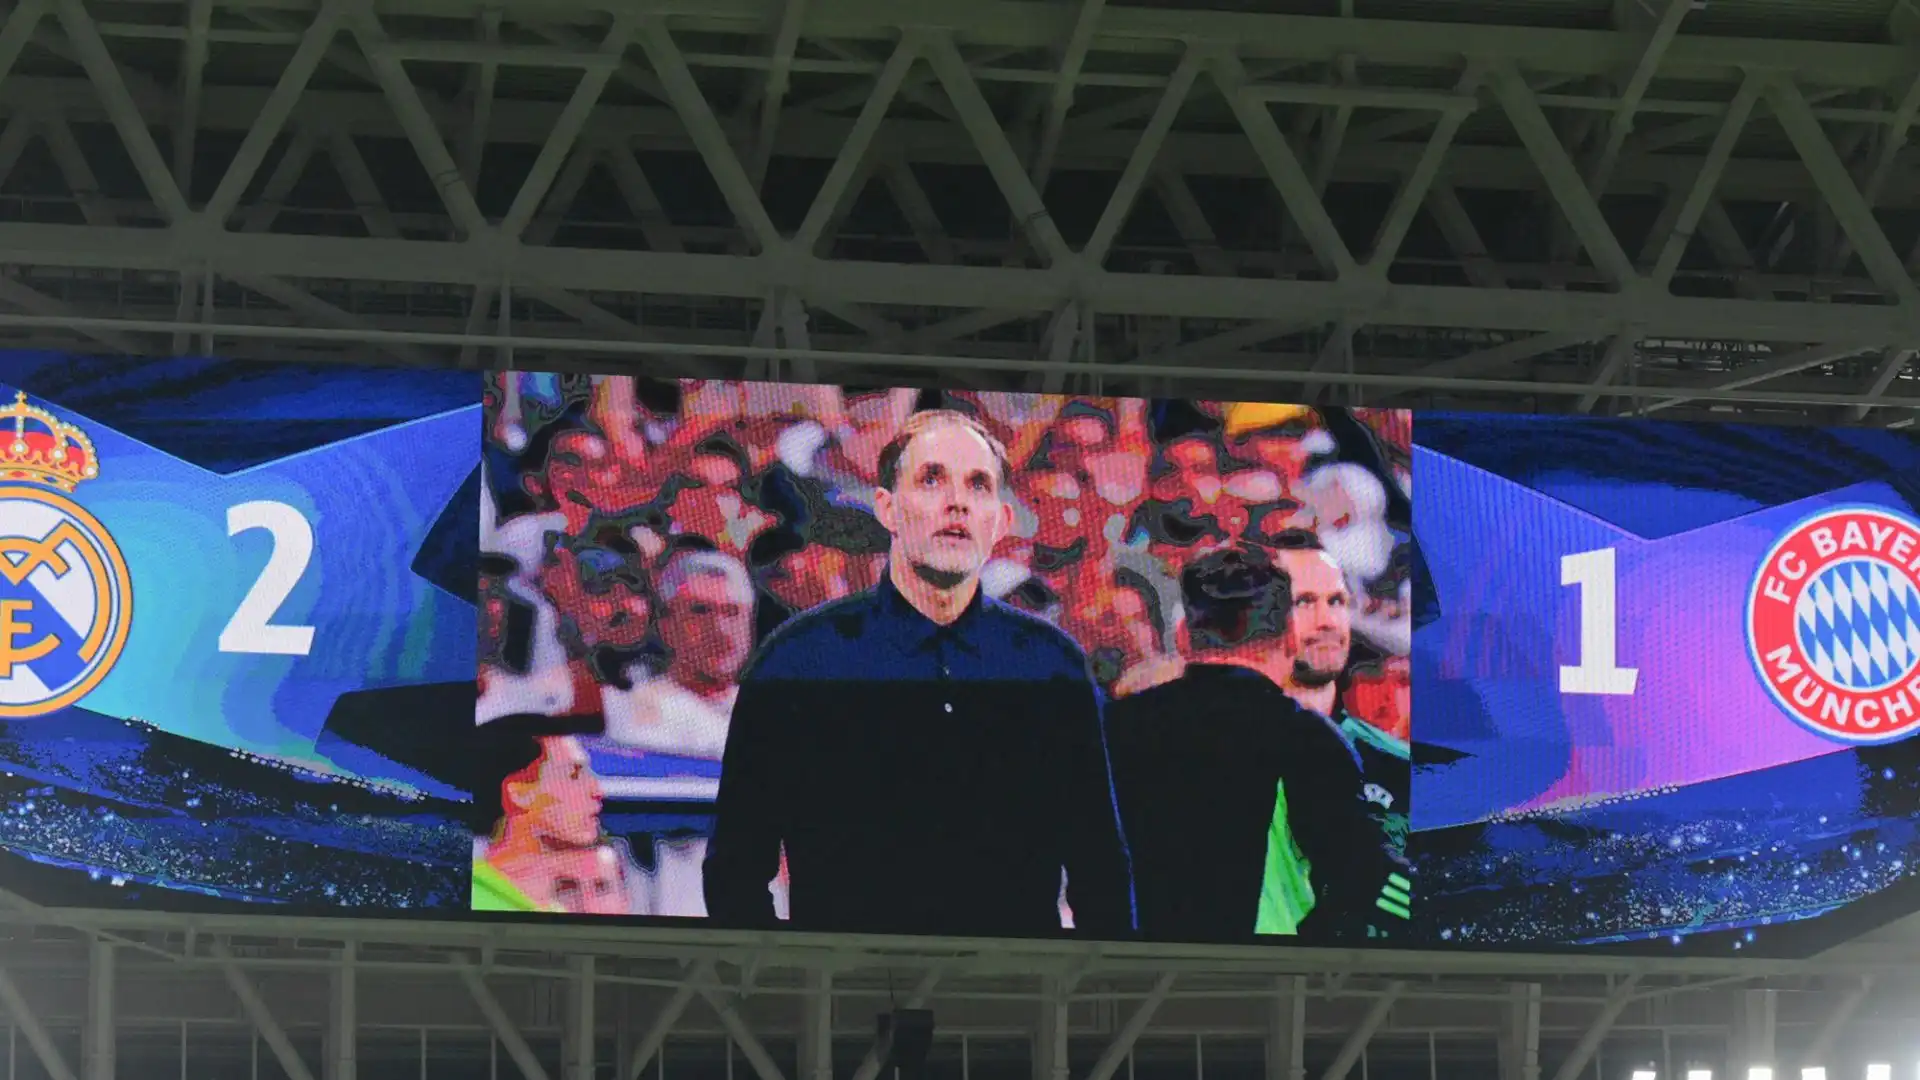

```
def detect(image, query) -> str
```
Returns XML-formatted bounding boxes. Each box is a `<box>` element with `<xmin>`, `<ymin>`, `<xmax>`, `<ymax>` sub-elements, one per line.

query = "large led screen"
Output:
<box><xmin>5</xmin><ymin>356</ymin><xmax>1919</xmax><ymax>957</ymax></box>
<box><xmin>473</xmin><ymin>382</ymin><xmax>1414</xmax><ymax>942</ymax></box>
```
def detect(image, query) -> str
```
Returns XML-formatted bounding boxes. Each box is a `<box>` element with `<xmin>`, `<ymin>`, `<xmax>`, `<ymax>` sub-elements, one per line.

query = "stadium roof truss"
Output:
<box><xmin>0</xmin><ymin>0</ymin><xmax>1917</xmax><ymax>420</ymax></box>
<box><xmin>0</xmin><ymin>902</ymin><xmax>1917</xmax><ymax>1080</ymax></box>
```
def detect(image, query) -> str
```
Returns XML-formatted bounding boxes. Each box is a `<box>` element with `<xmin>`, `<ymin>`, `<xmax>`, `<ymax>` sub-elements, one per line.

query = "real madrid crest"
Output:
<box><xmin>0</xmin><ymin>391</ymin><xmax>132</xmax><ymax>717</ymax></box>
<box><xmin>1748</xmin><ymin>505</ymin><xmax>1920</xmax><ymax>744</ymax></box>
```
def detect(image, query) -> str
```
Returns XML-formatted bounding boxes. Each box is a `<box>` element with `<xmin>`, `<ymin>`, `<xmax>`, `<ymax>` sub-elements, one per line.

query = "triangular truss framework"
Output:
<box><xmin>0</xmin><ymin>0</ymin><xmax>1915</xmax><ymax>421</ymax></box>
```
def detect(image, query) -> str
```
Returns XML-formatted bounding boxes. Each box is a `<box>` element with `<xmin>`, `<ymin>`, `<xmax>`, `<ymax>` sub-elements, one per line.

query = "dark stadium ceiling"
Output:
<box><xmin>0</xmin><ymin>0</ymin><xmax>1915</xmax><ymax>423</ymax></box>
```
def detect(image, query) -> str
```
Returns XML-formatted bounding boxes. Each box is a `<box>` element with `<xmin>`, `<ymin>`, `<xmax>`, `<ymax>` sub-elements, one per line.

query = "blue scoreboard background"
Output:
<box><xmin>0</xmin><ymin>356</ymin><xmax>479</xmax><ymax>908</ymax></box>
<box><xmin>2</xmin><ymin>355</ymin><xmax>1918</xmax><ymax>958</ymax></box>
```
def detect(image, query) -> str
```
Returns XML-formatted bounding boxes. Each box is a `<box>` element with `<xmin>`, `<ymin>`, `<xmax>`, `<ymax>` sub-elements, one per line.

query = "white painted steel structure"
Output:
<box><xmin>0</xmin><ymin>0</ymin><xmax>1915</xmax><ymax>418</ymax></box>
<box><xmin>0</xmin><ymin>903</ymin><xmax>1916</xmax><ymax>1080</ymax></box>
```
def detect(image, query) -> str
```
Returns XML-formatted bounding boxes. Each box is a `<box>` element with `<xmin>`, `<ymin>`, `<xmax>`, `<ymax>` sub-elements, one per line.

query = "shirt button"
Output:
<box><xmin>944</xmin><ymin>702</ymin><xmax>954</xmax><ymax>714</ymax></box>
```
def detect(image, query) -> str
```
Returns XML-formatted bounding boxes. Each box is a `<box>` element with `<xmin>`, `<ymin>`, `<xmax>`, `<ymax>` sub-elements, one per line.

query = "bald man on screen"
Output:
<box><xmin>703</xmin><ymin>410</ymin><xmax>1136</xmax><ymax>937</ymax></box>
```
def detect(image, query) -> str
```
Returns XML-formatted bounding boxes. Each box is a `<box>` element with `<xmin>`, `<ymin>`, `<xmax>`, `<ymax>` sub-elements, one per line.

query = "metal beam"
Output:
<box><xmin>1427</xmin><ymin>183</ymin><xmax>1508</xmax><ymax>288</ymax></box>
<box><xmin>1155</xmin><ymin>170</ymin><xmax>1235</xmax><ymax>277</ymax></box>
<box><xmin>326</xmin><ymin>0</ymin><xmax>1920</xmax><ymax>90</ymax></box>
<box><xmin>1085</xmin><ymin>974</ymin><xmax>1175</xmax><ymax>1080</ymax></box>
<box><xmin>1739</xmin><ymin>988</ymin><xmax>1777</xmax><ymax>1078</ymax></box>
<box><xmin>1549</xmin><ymin>975</ymin><xmax>1643</xmax><ymax>1080</ymax></box>
<box><xmin>229</xmin><ymin>272</ymin><xmax>435</xmax><ymax>367</ymax></box>
<box><xmin>40</xmin><ymin>107</ymin><xmax>111</xmax><ymax>226</ymax></box>
<box><xmin>623</xmin><ymin>962</ymin><xmax>712</xmax><ymax>1080</ymax></box>
<box><xmin>606</xmin><ymin>141</ymin><xmax>689</xmax><ymax>253</ymax></box>
<box><xmin>850</xmin><ymin>971</ymin><xmax>942</xmax><ymax>1080</ymax></box>
<box><xmin>1266</xmin><ymin>976</ymin><xmax>1307</xmax><ymax>1080</ymax></box>
<box><xmin>1824</xmin><ymin>69</ymin><xmax>1920</xmax><ymax>274</ymax></box>
<box><xmin>3</xmin><ymin>309</ymin><xmax>1913</xmax><ymax>407</ymax></box>
<box><xmin>201</xmin><ymin>1</ymin><xmax>342</xmax><ymax>227</ymax></box>
<box><xmin>747</xmin><ymin>0</ymin><xmax>809</xmax><ymax>189</ymax></box>
<box><xmin>1800</xmin><ymin>976</ymin><xmax>1873</xmax><ymax>1067</ymax></box>
<box><xmin>794</xmin><ymin>33</ymin><xmax>920</xmax><ymax>251</ymax></box>
<box><xmin>1368</xmin><ymin>66</ymin><xmax>1480</xmax><ymax>271</ymax></box>
<box><xmin>1030</xmin><ymin>0</ymin><xmax>1107</xmax><ymax>187</ymax></box>
<box><xmin>0</xmin><ymin>0</ymin><xmax>48</xmax><ymax>91</ymax></box>
<box><xmin>1084</xmin><ymin>47</ymin><xmax>1199</xmax><ymax>267</ymax></box>
<box><xmin>1319</xmin><ymin>981</ymin><xmax>1402</xmax><ymax>1080</ymax></box>
<box><xmin>1035</xmin><ymin>975</ymin><xmax>1070</xmax><ymax>1080</ymax></box>
<box><xmin>0</xmin><ymin>965</ymin><xmax>77</xmax><ymax>1080</ymax></box>
<box><xmin>84</xmin><ymin>942</ymin><xmax>112</xmax><ymax>1080</ymax></box>
<box><xmin>7</xmin><ymin>222</ymin><xmax>1920</xmax><ymax>343</ymax></box>
<box><xmin>1850</xmin><ymin>347</ymin><xmax>1917</xmax><ymax>419</ymax></box>
<box><xmin>237</xmin><ymin>126</ymin><xmax>321</xmax><ymax>234</ymax></box>
<box><xmin>9</xmin><ymin>77</ymin><xmax>1920</xmax><ymax>209</ymax></box>
<box><xmin>693</xmin><ymin>983</ymin><xmax>787</xmax><ymax>1080</ymax></box>
<box><xmin>1212</xmin><ymin>48</ymin><xmax>1357</xmax><ymax>279</ymax></box>
<box><xmin>458</xmin><ymin>11</ymin><xmax>503</xmax><ymax>189</ymax></box>
<box><xmin>798</xmin><ymin>971</ymin><xmax>831</xmax><ymax>1080</ymax></box>
<box><xmin>328</xmin><ymin>944</ymin><xmax>356</xmax><ymax>1080</ymax></box>
<box><xmin>638</xmin><ymin>19</ymin><xmax>783</xmax><ymax>251</ymax></box>
<box><xmin>1576</xmin><ymin>332</ymin><xmax>1640</xmax><ymax>413</ymax></box>
<box><xmin>567</xmin><ymin>956</ymin><xmax>595</xmax><ymax>1080</ymax></box>
<box><xmin>0</xmin><ymin>276</ymin><xmax>144</xmax><ymax>354</ymax></box>
<box><xmin>1410</xmin><ymin>329</ymin><xmax>1601</xmax><ymax>380</ymax></box>
<box><xmin>53</xmin><ymin>0</ymin><xmax>188</xmax><ymax>220</ymax></box>
<box><xmin>498</xmin><ymin>15</ymin><xmax>635</xmax><ymax>239</ymax></box>
<box><xmin>1150</xmin><ymin>319</ymin><xmax>1318</xmax><ymax>367</ymax></box>
<box><xmin>214</xmin><ymin>941</ymin><xmax>318</xmax><ymax>1080</ymax></box>
<box><xmin>1586</xmin><ymin>0</ymin><xmax>1694</xmax><ymax>195</ymax></box>
<box><xmin>352</xmin><ymin>10</ymin><xmax>488</xmax><ymax>234</ymax></box>
<box><xmin>1650</xmin><ymin>72</ymin><xmax>1762</xmax><ymax>286</ymax></box>
<box><xmin>1490</xmin><ymin>63</ymin><xmax>1639</xmax><ymax>287</ymax></box>
<box><xmin>1766</xmin><ymin>77</ymin><xmax>1920</xmax><ymax>306</ymax></box>
<box><xmin>458</xmin><ymin>961</ymin><xmax>554</xmax><ymax>1080</ymax></box>
<box><xmin>1641</xmin><ymin>342</ymin><xmax>1884</xmax><ymax>412</ymax></box>
<box><xmin>173</xmin><ymin>0</ymin><xmax>212</xmax><ymax>196</ymax></box>
<box><xmin>924</xmin><ymin>30</ymin><xmax>1073</xmax><ymax>267</ymax></box>
<box><xmin>884</xmin><ymin>157</ymin><xmax>959</xmax><ymax>264</ymax></box>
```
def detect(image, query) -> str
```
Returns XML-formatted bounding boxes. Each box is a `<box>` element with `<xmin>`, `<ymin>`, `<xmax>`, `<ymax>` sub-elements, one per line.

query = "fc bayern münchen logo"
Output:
<box><xmin>0</xmin><ymin>391</ymin><xmax>132</xmax><ymax>719</ymax></box>
<box><xmin>1747</xmin><ymin>505</ymin><xmax>1920</xmax><ymax>744</ymax></box>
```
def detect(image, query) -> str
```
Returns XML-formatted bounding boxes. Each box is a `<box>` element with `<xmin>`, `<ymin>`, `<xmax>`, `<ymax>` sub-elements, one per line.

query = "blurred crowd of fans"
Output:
<box><xmin>478</xmin><ymin>374</ymin><xmax>1413</xmax><ymax>733</ymax></box>
<box><xmin>475</xmin><ymin>374</ymin><xmax>1415</xmax><ymax>919</ymax></box>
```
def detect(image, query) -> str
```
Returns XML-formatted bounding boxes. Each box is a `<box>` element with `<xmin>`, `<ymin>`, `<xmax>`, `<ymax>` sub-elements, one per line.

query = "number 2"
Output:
<box><xmin>1559</xmin><ymin>547</ymin><xmax>1638</xmax><ymax>696</ymax></box>
<box><xmin>219</xmin><ymin>501</ymin><xmax>317</xmax><ymax>656</ymax></box>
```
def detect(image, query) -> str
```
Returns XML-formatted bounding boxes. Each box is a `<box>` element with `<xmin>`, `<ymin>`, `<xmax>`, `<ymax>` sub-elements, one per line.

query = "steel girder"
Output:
<box><xmin>0</xmin><ymin>0</ymin><xmax>1915</xmax><ymax>421</ymax></box>
<box><xmin>0</xmin><ymin>913</ymin><xmax>1916</xmax><ymax>1080</ymax></box>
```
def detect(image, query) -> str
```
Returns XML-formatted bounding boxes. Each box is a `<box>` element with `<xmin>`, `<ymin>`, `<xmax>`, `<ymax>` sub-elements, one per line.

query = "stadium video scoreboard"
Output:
<box><xmin>2</xmin><ymin>353</ymin><xmax>1918</xmax><ymax>956</ymax></box>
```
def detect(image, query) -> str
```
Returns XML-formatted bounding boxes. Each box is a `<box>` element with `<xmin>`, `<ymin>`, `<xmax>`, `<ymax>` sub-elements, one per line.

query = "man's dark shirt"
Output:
<box><xmin>704</xmin><ymin>572</ymin><xmax>1136</xmax><ymax>937</ymax></box>
<box><xmin>1337</xmin><ymin>708</ymin><xmax>1411</xmax><ymax>862</ymax></box>
<box><xmin>1105</xmin><ymin>664</ymin><xmax>1395</xmax><ymax>942</ymax></box>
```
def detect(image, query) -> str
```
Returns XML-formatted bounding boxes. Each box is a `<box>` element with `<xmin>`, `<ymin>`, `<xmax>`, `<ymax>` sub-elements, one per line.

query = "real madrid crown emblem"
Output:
<box><xmin>2</xmin><ymin>390</ymin><xmax>99</xmax><ymax>492</ymax></box>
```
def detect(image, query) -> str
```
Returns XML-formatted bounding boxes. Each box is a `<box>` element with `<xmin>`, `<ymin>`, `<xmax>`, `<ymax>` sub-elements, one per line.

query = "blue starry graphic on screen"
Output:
<box><xmin>1796</xmin><ymin>559</ymin><xmax>1920</xmax><ymax>692</ymax></box>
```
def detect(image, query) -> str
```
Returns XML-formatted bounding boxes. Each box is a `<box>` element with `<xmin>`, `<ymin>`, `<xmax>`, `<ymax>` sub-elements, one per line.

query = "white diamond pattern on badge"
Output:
<box><xmin>1795</xmin><ymin>558</ymin><xmax>1920</xmax><ymax>691</ymax></box>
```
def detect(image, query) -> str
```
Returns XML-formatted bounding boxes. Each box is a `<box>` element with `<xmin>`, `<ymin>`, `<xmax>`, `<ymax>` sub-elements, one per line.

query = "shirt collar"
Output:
<box><xmin>874</xmin><ymin>566</ymin><xmax>987</xmax><ymax>655</ymax></box>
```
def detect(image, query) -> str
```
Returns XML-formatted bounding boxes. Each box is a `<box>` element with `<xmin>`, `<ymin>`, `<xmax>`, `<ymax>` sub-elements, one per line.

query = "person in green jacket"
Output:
<box><xmin>471</xmin><ymin>717</ymin><xmax>607</xmax><ymax>913</ymax></box>
<box><xmin>1255</xmin><ymin>540</ymin><xmax>1413</xmax><ymax>938</ymax></box>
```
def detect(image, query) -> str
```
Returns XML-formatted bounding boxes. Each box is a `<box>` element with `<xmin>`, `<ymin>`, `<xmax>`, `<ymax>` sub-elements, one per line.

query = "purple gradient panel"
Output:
<box><xmin>1413</xmin><ymin>445</ymin><xmax>1909</xmax><ymax>830</ymax></box>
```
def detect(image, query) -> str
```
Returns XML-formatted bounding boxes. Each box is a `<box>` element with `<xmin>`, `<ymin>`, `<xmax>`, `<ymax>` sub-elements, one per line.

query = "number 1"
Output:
<box><xmin>1559</xmin><ymin>547</ymin><xmax>1638</xmax><ymax>696</ymax></box>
